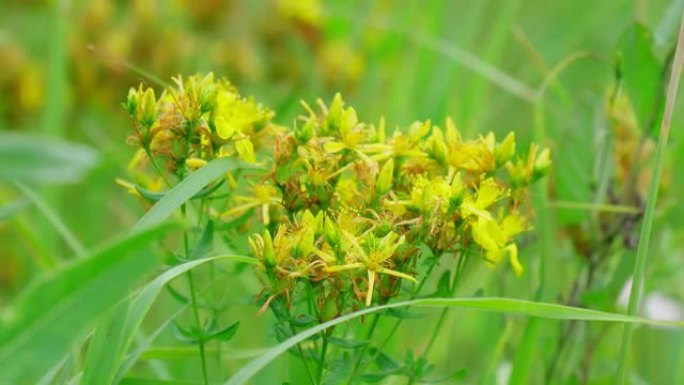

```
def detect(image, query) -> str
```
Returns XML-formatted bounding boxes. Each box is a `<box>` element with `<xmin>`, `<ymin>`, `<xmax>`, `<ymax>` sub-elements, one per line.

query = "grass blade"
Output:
<box><xmin>15</xmin><ymin>182</ymin><xmax>85</xmax><ymax>256</ymax></box>
<box><xmin>618</xmin><ymin>10</ymin><xmax>684</xmax><ymax>383</ymax></box>
<box><xmin>81</xmin><ymin>255</ymin><xmax>257</xmax><ymax>385</ymax></box>
<box><xmin>0</xmin><ymin>132</ymin><xmax>99</xmax><ymax>185</ymax></box>
<box><xmin>224</xmin><ymin>297</ymin><xmax>680</xmax><ymax>385</ymax></box>
<box><xmin>0</xmin><ymin>223</ymin><xmax>175</xmax><ymax>384</ymax></box>
<box><xmin>132</xmin><ymin>158</ymin><xmax>255</xmax><ymax>232</ymax></box>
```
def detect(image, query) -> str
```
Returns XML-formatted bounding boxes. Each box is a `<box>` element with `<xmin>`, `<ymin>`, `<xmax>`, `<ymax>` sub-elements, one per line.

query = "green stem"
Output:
<box><xmin>356</xmin><ymin>251</ymin><xmax>444</xmax><ymax>379</ymax></box>
<box><xmin>318</xmin><ymin>331</ymin><xmax>330</xmax><ymax>384</ymax></box>
<box><xmin>187</xmin><ymin>269</ymin><xmax>210</xmax><ymax>385</ymax></box>
<box><xmin>143</xmin><ymin>146</ymin><xmax>172</xmax><ymax>188</ymax></box>
<box><xmin>287</xmin><ymin>315</ymin><xmax>317</xmax><ymax>385</ymax></box>
<box><xmin>182</xmin><ymin>203</ymin><xmax>210</xmax><ymax>385</ymax></box>
<box><xmin>406</xmin><ymin>253</ymin><xmax>468</xmax><ymax>385</ymax></box>
<box><xmin>347</xmin><ymin>312</ymin><xmax>383</xmax><ymax>383</ymax></box>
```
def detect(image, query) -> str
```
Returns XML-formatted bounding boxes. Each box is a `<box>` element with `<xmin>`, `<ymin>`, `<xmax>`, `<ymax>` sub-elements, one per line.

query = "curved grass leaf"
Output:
<box><xmin>80</xmin><ymin>254</ymin><xmax>257</xmax><ymax>385</ymax></box>
<box><xmin>224</xmin><ymin>297</ymin><xmax>682</xmax><ymax>385</ymax></box>
<box><xmin>0</xmin><ymin>197</ymin><xmax>30</xmax><ymax>221</ymax></box>
<box><xmin>0</xmin><ymin>132</ymin><xmax>99</xmax><ymax>185</ymax></box>
<box><xmin>132</xmin><ymin>158</ymin><xmax>259</xmax><ymax>232</ymax></box>
<box><xmin>0</xmin><ymin>223</ymin><xmax>174</xmax><ymax>384</ymax></box>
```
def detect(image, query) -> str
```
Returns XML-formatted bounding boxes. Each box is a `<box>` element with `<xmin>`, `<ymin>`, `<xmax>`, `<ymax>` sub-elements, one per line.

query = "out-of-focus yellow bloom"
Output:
<box><xmin>471</xmin><ymin>212</ymin><xmax>529</xmax><ymax>276</ymax></box>
<box><xmin>186</xmin><ymin>158</ymin><xmax>207</xmax><ymax>170</ymax></box>
<box><xmin>276</xmin><ymin>0</ymin><xmax>323</xmax><ymax>27</ymax></box>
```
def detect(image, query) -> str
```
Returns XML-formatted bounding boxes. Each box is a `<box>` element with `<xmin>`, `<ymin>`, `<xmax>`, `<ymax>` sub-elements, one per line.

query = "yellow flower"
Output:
<box><xmin>212</xmin><ymin>88</ymin><xmax>272</xmax><ymax>140</ymax></box>
<box><xmin>471</xmin><ymin>212</ymin><xmax>529</xmax><ymax>276</ymax></box>
<box><xmin>461</xmin><ymin>178</ymin><xmax>508</xmax><ymax>220</ymax></box>
<box><xmin>409</xmin><ymin>176</ymin><xmax>452</xmax><ymax>214</ymax></box>
<box><xmin>220</xmin><ymin>184</ymin><xmax>281</xmax><ymax>224</ymax></box>
<box><xmin>326</xmin><ymin>230</ymin><xmax>416</xmax><ymax>306</ymax></box>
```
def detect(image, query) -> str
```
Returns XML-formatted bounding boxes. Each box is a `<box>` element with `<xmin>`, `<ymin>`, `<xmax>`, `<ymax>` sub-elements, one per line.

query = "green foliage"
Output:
<box><xmin>0</xmin><ymin>223</ymin><xmax>174</xmax><ymax>384</ymax></box>
<box><xmin>2</xmin><ymin>1</ymin><xmax>684</xmax><ymax>384</ymax></box>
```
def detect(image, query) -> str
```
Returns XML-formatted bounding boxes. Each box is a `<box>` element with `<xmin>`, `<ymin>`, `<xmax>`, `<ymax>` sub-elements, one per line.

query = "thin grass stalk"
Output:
<box><xmin>406</xmin><ymin>252</ymin><xmax>469</xmax><ymax>385</ymax></box>
<box><xmin>617</xmin><ymin>11</ymin><xmax>684</xmax><ymax>384</ymax></box>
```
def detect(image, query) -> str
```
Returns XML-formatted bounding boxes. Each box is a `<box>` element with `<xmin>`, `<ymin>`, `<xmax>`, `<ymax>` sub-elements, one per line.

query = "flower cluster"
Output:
<box><xmin>243</xmin><ymin>94</ymin><xmax>550</xmax><ymax>314</ymax></box>
<box><xmin>117</xmin><ymin>73</ymin><xmax>273</xmax><ymax>194</ymax></box>
<box><xmin>120</xmin><ymin>74</ymin><xmax>550</xmax><ymax>318</ymax></box>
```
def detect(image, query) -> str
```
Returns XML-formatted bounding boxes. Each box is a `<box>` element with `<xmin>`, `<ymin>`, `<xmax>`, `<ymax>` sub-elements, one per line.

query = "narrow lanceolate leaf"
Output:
<box><xmin>132</xmin><ymin>158</ymin><xmax>258</xmax><ymax>231</ymax></box>
<box><xmin>80</xmin><ymin>255</ymin><xmax>258</xmax><ymax>385</ymax></box>
<box><xmin>618</xmin><ymin>11</ymin><xmax>684</xmax><ymax>384</ymax></box>
<box><xmin>0</xmin><ymin>223</ymin><xmax>174</xmax><ymax>384</ymax></box>
<box><xmin>224</xmin><ymin>297</ymin><xmax>682</xmax><ymax>385</ymax></box>
<box><xmin>0</xmin><ymin>132</ymin><xmax>99</xmax><ymax>185</ymax></box>
<box><xmin>618</xmin><ymin>23</ymin><xmax>663</xmax><ymax>132</ymax></box>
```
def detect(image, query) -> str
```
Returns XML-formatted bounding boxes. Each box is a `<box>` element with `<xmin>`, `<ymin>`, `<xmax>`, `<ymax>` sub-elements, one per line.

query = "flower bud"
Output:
<box><xmin>249</xmin><ymin>230</ymin><xmax>276</xmax><ymax>268</ymax></box>
<box><xmin>324</xmin><ymin>216</ymin><xmax>340</xmax><ymax>247</ymax></box>
<box><xmin>533</xmin><ymin>147</ymin><xmax>552</xmax><ymax>179</ymax></box>
<box><xmin>186</xmin><ymin>158</ymin><xmax>207</xmax><ymax>170</ymax></box>
<box><xmin>340</xmin><ymin>106</ymin><xmax>358</xmax><ymax>136</ymax></box>
<box><xmin>409</xmin><ymin>119</ymin><xmax>431</xmax><ymax>142</ymax></box>
<box><xmin>200</xmin><ymin>85</ymin><xmax>218</xmax><ymax>114</ymax></box>
<box><xmin>292</xmin><ymin>227</ymin><xmax>314</xmax><ymax>259</ymax></box>
<box><xmin>496</xmin><ymin>132</ymin><xmax>516</xmax><ymax>165</ymax></box>
<box><xmin>376</xmin><ymin>158</ymin><xmax>394</xmax><ymax>195</ymax></box>
<box><xmin>124</xmin><ymin>87</ymin><xmax>139</xmax><ymax>117</ymax></box>
<box><xmin>427</xmin><ymin>127</ymin><xmax>448</xmax><ymax>164</ymax></box>
<box><xmin>327</xmin><ymin>93</ymin><xmax>344</xmax><ymax>132</ymax></box>
<box><xmin>301</xmin><ymin>210</ymin><xmax>318</xmax><ymax>233</ymax></box>
<box><xmin>140</xmin><ymin>88</ymin><xmax>157</xmax><ymax>129</ymax></box>
<box><xmin>294</xmin><ymin>120</ymin><xmax>314</xmax><ymax>144</ymax></box>
<box><xmin>450</xmin><ymin>172</ymin><xmax>465</xmax><ymax>199</ymax></box>
<box><xmin>262</xmin><ymin>230</ymin><xmax>276</xmax><ymax>267</ymax></box>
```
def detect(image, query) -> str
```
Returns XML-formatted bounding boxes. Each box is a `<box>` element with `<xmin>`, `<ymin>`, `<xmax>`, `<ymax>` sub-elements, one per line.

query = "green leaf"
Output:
<box><xmin>359</xmin><ymin>372</ymin><xmax>391</xmax><ymax>383</ymax></box>
<box><xmin>0</xmin><ymin>223</ymin><xmax>173</xmax><ymax>384</ymax></box>
<box><xmin>617</xmin><ymin>23</ymin><xmax>663</xmax><ymax>132</ymax></box>
<box><xmin>190</xmin><ymin>220</ymin><xmax>214</xmax><ymax>259</ymax></box>
<box><xmin>369</xmin><ymin>347</ymin><xmax>404</xmax><ymax>373</ymax></box>
<box><xmin>80</xmin><ymin>254</ymin><xmax>257</xmax><ymax>385</ymax></box>
<box><xmin>132</xmin><ymin>158</ymin><xmax>259</xmax><ymax>231</ymax></box>
<box><xmin>0</xmin><ymin>132</ymin><xmax>99</xmax><ymax>185</ymax></box>
<box><xmin>419</xmin><ymin>368</ymin><xmax>468</xmax><ymax>383</ymax></box>
<box><xmin>433</xmin><ymin>269</ymin><xmax>451</xmax><ymax>297</ymax></box>
<box><xmin>171</xmin><ymin>321</ymin><xmax>202</xmax><ymax>344</ymax></box>
<box><xmin>135</xmin><ymin>179</ymin><xmax>225</xmax><ymax>202</ymax></box>
<box><xmin>207</xmin><ymin>321</ymin><xmax>240</xmax><ymax>342</ymax></box>
<box><xmin>224</xmin><ymin>297</ymin><xmax>683</xmax><ymax>385</ymax></box>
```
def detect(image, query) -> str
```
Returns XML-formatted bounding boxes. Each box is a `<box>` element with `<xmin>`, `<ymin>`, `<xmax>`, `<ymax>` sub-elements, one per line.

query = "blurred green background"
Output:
<box><xmin>2</xmin><ymin>0</ymin><xmax>684</xmax><ymax>384</ymax></box>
